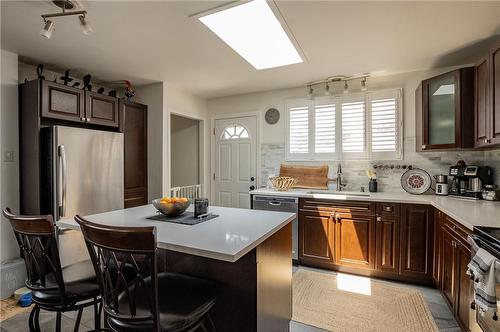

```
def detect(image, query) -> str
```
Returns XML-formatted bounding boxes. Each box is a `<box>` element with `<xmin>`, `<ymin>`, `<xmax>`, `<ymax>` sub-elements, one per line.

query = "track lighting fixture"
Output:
<box><xmin>40</xmin><ymin>19</ymin><xmax>55</xmax><ymax>39</ymax></box>
<box><xmin>324</xmin><ymin>82</ymin><xmax>331</xmax><ymax>96</ymax></box>
<box><xmin>361</xmin><ymin>78</ymin><xmax>367</xmax><ymax>91</ymax></box>
<box><xmin>343</xmin><ymin>81</ymin><xmax>349</xmax><ymax>94</ymax></box>
<box><xmin>40</xmin><ymin>0</ymin><xmax>92</xmax><ymax>38</ymax></box>
<box><xmin>78</xmin><ymin>15</ymin><xmax>93</xmax><ymax>35</ymax></box>
<box><xmin>307</xmin><ymin>85</ymin><xmax>314</xmax><ymax>100</ymax></box>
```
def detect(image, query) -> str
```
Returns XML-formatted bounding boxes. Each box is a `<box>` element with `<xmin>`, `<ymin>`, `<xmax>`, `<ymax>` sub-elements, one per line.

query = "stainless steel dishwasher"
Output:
<box><xmin>252</xmin><ymin>195</ymin><xmax>298</xmax><ymax>261</ymax></box>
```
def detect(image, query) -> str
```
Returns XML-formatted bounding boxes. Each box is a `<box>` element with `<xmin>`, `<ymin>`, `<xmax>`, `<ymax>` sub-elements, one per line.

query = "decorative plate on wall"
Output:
<box><xmin>265</xmin><ymin>108</ymin><xmax>280</xmax><ymax>125</ymax></box>
<box><xmin>400</xmin><ymin>168</ymin><xmax>432</xmax><ymax>194</ymax></box>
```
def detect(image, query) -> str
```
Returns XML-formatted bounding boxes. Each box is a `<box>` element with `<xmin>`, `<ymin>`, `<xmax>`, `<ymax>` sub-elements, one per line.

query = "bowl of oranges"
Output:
<box><xmin>152</xmin><ymin>197</ymin><xmax>191</xmax><ymax>217</ymax></box>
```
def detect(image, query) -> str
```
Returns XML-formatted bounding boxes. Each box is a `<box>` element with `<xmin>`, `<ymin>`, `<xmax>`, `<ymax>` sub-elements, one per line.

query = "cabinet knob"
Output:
<box><xmin>81</xmin><ymin>117</ymin><xmax>86</xmax><ymax>122</ymax></box>
<box><xmin>376</xmin><ymin>216</ymin><xmax>382</xmax><ymax>222</ymax></box>
<box><xmin>487</xmin><ymin>139</ymin><xmax>492</xmax><ymax>144</ymax></box>
<box><xmin>485</xmin><ymin>138</ymin><xmax>489</xmax><ymax>144</ymax></box>
<box><xmin>86</xmin><ymin>118</ymin><xmax>91</xmax><ymax>122</ymax></box>
<box><xmin>421</xmin><ymin>144</ymin><xmax>427</xmax><ymax>150</ymax></box>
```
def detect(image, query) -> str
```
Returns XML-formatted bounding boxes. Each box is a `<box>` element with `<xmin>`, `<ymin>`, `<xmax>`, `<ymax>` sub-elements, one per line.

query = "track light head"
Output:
<box><xmin>40</xmin><ymin>20</ymin><xmax>55</xmax><ymax>39</ymax></box>
<box><xmin>361</xmin><ymin>78</ymin><xmax>367</xmax><ymax>91</ymax></box>
<box><xmin>307</xmin><ymin>85</ymin><xmax>314</xmax><ymax>100</ymax></box>
<box><xmin>343</xmin><ymin>81</ymin><xmax>349</xmax><ymax>94</ymax></box>
<box><xmin>79</xmin><ymin>15</ymin><xmax>93</xmax><ymax>35</ymax></box>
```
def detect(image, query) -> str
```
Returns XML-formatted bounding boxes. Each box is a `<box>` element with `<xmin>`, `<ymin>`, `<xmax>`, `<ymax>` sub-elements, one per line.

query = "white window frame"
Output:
<box><xmin>285</xmin><ymin>88</ymin><xmax>403</xmax><ymax>161</ymax></box>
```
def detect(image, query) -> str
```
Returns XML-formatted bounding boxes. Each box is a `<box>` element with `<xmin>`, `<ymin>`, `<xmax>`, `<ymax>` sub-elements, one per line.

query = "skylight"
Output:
<box><xmin>199</xmin><ymin>0</ymin><xmax>303</xmax><ymax>70</ymax></box>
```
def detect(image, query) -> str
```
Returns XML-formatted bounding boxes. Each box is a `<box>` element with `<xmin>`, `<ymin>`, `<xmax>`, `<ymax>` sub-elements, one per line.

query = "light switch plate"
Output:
<box><xmin>3</xmin><ymin>151</ymin><xmax>14</xmax><ymax>162</ymax></box>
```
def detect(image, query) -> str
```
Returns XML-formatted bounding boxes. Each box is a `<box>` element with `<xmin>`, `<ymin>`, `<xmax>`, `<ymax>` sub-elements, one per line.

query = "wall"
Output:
<box><xmin>164</xmin><ymin>85</ymin><xmax>209</xmax><ymax>196</ymax></box>
<box><xmin>208</xmin><ymin>67</ymin><xmax>500</xmax><ymax>192</ymax></box>
<box><xmin>0</xmin><ymin>50</ymin><xmax>20</xmax><ymax>262</ymax></box>
<box><xmin>170</xmin><ymin>114</ymin><xmax>200</xmax><ymax>187</ymax></box>
<box><xmin>134</xmin><ymin>83</ymin><xmax>165</xmax><ymax>200</ymax></box>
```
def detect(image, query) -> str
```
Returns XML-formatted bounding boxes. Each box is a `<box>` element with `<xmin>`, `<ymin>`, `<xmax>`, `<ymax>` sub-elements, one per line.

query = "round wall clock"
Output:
<box><xmin>265</xmin><ymin>108</ymin><xmax>280</xmax><ymax>125</ymax></box>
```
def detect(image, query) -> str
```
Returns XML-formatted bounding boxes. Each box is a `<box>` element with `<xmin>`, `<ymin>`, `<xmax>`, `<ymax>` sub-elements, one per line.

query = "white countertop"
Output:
<box><xmin>56</xmin><ymin>205</ymin><xmax>294</xmax><ymax>263</ymax></box>
<box><xmin>250</xmin><ymin>188</ymin><xmax>500</xmax><ymax>230</ymax></box>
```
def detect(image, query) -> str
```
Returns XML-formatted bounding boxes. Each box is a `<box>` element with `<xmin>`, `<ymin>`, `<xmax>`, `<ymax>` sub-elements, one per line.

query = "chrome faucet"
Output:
<box><xmin>336</xmin><ymin>163</ymin><xmax>346</xmax><ymax>191</ymax></box>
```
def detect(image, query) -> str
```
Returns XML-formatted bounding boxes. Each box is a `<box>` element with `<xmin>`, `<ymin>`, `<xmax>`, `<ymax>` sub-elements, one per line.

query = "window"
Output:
<box><xmin>285</xmin><ymin>89</ymin><xmax>402</xmax><ymax>160</ymax></box>
<box><xmin>222</xmin><ymin>124</ymin><xmax>249</xmax><ymax>139</ymax></box>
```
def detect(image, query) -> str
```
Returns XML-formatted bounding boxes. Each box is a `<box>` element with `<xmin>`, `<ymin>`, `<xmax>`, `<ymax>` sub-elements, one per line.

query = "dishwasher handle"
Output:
<box><xmin>269</xmin><ymin>201</ymin><xmax>282</xmax><ymax>206</ymax></box>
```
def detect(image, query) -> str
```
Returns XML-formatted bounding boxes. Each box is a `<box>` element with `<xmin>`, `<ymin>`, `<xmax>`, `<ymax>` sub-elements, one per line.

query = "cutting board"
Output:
<box><xmin>279</xmin><ymin>164</ymin><xmax>329</xmax><ymax>189</ymax></box>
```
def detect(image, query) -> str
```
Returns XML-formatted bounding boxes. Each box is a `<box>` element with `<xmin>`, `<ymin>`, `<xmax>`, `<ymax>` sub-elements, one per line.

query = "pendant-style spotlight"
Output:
<box><xmin>307</xmin><ymin>85</ymin><xmax>314</xmax><ymax>100</ymax></box>
<box><xmin>343</xmin><ymin>81</ymin><xmax>349</xmax><ymax>94</ymax></box>
<box><xmin>361</xmin><ymin>78</ymin><xmax>367</xmax><ymax>91</ymax></box>
<box><xmin>324</xmin><ymin>82</ymin><xmax>331</xmax><ymax>96</ymax></box>
<box><xmin>79</xmin><ymin>15</ymin><xmax>93</xmax><ymax>35</ymax></box>
<box><xmin>40</xmin><ymin>20</ymin><xmax>55</xmax><ymax>39</ymax></box>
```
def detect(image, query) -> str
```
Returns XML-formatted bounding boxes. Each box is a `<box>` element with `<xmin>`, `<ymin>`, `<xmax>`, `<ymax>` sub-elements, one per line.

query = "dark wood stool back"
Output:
<box><xmin>2</xmin><ymin>208</ymin><xmax>66</xmax><ymax>301</ymax></box>
<box><xmin>75</xmin><ymin>215</ymin><xmax>160</xmax><ymax>330</ymax></box>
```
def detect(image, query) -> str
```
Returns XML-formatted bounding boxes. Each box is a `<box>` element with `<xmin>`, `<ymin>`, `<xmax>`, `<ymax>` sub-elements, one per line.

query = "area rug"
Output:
<box><xmin>293</xmin><ymin>269</ymin><xmax>439</xmax><ymax>332</ymax></box>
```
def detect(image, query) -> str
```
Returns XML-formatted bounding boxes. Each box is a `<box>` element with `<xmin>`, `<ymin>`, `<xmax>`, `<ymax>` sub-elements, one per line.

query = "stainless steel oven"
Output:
<box><xmin>469</xmin><ymin>230</ymin><xmax>500</xmax><ymax>332</ymax></box>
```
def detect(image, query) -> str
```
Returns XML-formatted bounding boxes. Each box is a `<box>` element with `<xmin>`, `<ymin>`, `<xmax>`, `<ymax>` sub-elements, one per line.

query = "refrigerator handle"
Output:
<box><xmin>58</xmin><ymin>145</ymin><xmax>67</xmax><ymax>218</ymax></box>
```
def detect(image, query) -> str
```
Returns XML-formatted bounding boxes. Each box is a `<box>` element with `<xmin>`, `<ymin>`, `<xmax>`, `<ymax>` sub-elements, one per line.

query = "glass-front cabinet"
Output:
<box><xmin>421</xmin><ymin>67</ymin><xmax>474</xmax><ymax>150</ymax></box>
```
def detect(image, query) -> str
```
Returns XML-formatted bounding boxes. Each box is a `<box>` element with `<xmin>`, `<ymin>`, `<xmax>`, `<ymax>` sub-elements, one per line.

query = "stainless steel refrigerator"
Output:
<box><xmin>42</xmin><ymin>126</ymin><xmax>124</xmax><ymax>265</ymax></box>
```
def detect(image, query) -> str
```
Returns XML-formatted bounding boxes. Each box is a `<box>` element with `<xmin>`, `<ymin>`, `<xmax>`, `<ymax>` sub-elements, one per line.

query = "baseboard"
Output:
<box><xmin>0</xmin><ymin>258</ymin><xmax>26</xmax><ymax>300</ymax></box>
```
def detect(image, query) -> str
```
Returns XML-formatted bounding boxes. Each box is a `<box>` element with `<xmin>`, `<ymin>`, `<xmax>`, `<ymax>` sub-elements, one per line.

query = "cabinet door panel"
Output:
<box><xmin>299</xmin><ymin>213</ymin><xmax>335</xmax><ymax>266</ymax></box>
<box><xmin>492</xmin><ymin>46</ymin><xmax>500</xmax><ymax>145</ymax></box>
<box><xmin>335</xmin><ymin>215</ymin><xmax>375</xmax><ymax>269</ymax></box>
<box><xmin>41</xmin><ymin>80</ymin><xmax>85</xmax><ymax>122</ymax></box>
<box><xmin>86</xmin><ymin>92</ymin><xmax>119</xmax><ymax>127</ymax></box>
<box><xmin>123</xmin><ymin>101</ymin><xmax>147</xmax><ymax>208</ymax></box>
<box><xmin>441</xmin><ymin>228</ymin><xmax>456</xmax><ymax>308</ymax></box>
<box><xmin>456</xmin><ymin>242</ymin><xmax>472</xmax><ymax>331</ymax></box>
<box><xmin>376</xmin><ymin>217</ymin><xmax>399</xmax><ymax>274</ymax></box>
<box><xmin>475</xmin><ymin>59</ymin><xmax>490</xmax><ymax>147</ymax></box>
<box><xmin>400</xmin><ymin>204</ymin><xmax>433</xmax><ymax>279</ymax></box>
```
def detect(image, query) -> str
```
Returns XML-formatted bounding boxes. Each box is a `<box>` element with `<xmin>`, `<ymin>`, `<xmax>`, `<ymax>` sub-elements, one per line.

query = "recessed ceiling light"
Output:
<box><xmin>199</xmin><ymin>0</ymin><xmax>303</xmax><ymax>70</ymax></box>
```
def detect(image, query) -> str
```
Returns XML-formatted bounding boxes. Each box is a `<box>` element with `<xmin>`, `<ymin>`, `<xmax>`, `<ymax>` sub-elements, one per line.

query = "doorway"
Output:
<box><xmin>214</xmin><ymin>115</ymin><xmax>257</xmax><ymax>208</ymax></box>
<box><xmin>170</xmin><ymin>114</ymin><xmax>200</xmax><ymax>190</ymax></box>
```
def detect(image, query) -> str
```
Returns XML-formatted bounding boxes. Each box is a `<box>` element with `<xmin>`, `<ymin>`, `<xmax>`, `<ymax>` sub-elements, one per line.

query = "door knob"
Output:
<box><xmin>249</xmin><ymin>185</ymin><xmax>255</xmax><ymax>190</ymax></box>
<box><xmin>250</xmin><ymin>176</ymin><xmax>255</xmax><ymax>181</ymax></box>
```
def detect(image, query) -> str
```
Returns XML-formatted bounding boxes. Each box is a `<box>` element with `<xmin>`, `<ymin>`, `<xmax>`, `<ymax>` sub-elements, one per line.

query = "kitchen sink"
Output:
<box><xmin>307</xmin><ymin>190</ymin><xmax>370</xmax><ymax>198</ymax></box>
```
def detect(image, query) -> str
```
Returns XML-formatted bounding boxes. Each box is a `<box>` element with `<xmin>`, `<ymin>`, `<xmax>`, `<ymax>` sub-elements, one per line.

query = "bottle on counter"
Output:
<box><xmin>369</xmin><ymin>179</ymin><xmax>378</xmax><ymax>192</ymax></box>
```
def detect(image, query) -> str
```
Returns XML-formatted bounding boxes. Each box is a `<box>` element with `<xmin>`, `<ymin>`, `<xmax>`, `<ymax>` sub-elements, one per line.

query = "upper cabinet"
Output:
<box><xmin>36</xmin><ymin>79</ymin><xmax>120</xmax><ymax>129</ymax></box>
<box><xmin>473</xmin><ymin>42</ymin><xmax>500</xmax><ymax>148</ymax></box>
<box><xmin>419</xmin><ymin>67</ymin><xmax>474</xmax><ymax>151</ymax></box>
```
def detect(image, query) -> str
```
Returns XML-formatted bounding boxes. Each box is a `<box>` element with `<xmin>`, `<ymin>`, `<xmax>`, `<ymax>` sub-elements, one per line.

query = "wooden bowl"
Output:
<box><xmin>270</xmin><ymin>176</ymin><xmax>298</xmax><ymax>191</ymax></box>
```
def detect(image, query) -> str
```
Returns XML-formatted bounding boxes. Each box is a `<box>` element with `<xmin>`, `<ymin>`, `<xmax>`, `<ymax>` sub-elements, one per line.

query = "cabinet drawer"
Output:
<box><xmin>376</xmin><ymin>203</ymin><xmax>400</xmax><ymax>217</ymax></box>
<box><xmin>443</xmin><ymin>215</ymin><xmax>471</xmax><ymax>246</ymax></box>
<box><xmin>300</xmin><ymin>198</ymin><xmax>374</xmax><ymax>215</ymax></box>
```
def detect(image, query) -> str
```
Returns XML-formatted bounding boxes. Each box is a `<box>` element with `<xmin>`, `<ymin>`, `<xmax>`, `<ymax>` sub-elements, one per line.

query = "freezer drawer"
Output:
<box><xmin>252</xmin><ymin>195</ymin><xmax>298</xmax><ymax>260</ymax></box>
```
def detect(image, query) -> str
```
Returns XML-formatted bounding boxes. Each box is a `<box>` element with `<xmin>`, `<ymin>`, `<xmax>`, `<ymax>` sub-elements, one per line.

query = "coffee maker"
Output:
<box><xmin>449</xmin><ymin>165</ymin><xmax>493</xmax><ymax>199</ymax></box>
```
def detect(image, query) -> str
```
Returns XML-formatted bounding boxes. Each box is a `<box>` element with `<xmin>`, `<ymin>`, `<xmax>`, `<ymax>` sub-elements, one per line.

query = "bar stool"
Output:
<box><xmin>2</xmin><ymin>208</ymin><xmax>102</xmax><ymax>332</ymax></box>
<box><xmin>75</xmin><ymin>215</ymin><xmax>217</xmax><ymax>332</ymax></box>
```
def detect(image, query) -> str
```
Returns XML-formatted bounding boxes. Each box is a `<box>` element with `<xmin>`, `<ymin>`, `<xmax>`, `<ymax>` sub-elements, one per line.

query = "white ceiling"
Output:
<box><xmin>2</xmin><ymin>1</ymin><xmax>500</xmax><ymax>98</ymax></box>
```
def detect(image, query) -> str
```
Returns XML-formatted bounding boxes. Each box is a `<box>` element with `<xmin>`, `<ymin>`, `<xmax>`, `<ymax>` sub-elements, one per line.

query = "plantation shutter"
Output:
<box><xmin>314</xmin><ymin>102</ymin><xmax>335</xmax><ymax>154</ymax></box>
<box><xmin>288</xmin><ymin>105</ymin><xmax>309</xmax><ymax>155</ymax></box>
<box><xmin>370</xmin><ymin>90</ymin><xmax>402</xmax><ymax>159</ymax></box>
<box><xmin>341</xmin><ymin>100</ymin><xmax>365</xmax><ymax>155</ymax></box>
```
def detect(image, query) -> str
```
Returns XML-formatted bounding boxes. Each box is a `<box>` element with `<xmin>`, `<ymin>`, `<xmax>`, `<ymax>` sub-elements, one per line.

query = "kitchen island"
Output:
<box><xmin>57</xmin><ymin>204</ymin><xmax>295</xmax><ymax>332</ymax></box>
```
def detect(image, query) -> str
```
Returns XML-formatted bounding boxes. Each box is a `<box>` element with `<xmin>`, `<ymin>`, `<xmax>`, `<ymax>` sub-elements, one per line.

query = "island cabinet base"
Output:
<box><xmin>158</xmin><ymin>223</ymin><xmax>292</xmax><ymax>332</ymax></box>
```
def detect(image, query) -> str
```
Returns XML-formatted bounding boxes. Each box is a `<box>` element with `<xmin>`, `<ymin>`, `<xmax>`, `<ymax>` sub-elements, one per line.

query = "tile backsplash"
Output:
<box><xmin>260</xmin><ymin>137</ymin><xmax>500</xmax><ymax>193</ymax></box>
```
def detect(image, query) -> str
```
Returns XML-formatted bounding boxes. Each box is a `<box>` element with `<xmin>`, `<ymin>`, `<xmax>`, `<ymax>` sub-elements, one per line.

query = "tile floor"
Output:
<box><xmin>1</xmin><ymin>266</ymin><xmax>461</xmax><ymax>332</ymax></box>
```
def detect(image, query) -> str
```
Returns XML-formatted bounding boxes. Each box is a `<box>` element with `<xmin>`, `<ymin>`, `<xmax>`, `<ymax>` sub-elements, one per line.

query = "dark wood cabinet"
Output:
<box><xmin>439</xmin><ymin>215</ymin><xmax>473</xmax><ymax>331</ymax></box>
<box><xmin>335</xmin><ymin>213</ymin><xmax>375</xmax><ymax>270</ymax></box>
<box><xmin>375</xmin><ymin>203</ymin><xmax>400</xmax><ymax>274</ymax></box>
<box><xmin>432</xmin><ymin>209</ymin><xmax>444</xmax><ymax>286</ymax></box>
<box><xmin>298</xmin><ymin>212</ymin><xmax>335</xmax><ymax>267</ymax></box>
<box><xmin>475</xmin><ymin>58</ymin><xmax>490</xmax><ymax>147</ymax></box>
<box><xmin>122</xmin><ymin>101</ymin><xmax>148</xmax><ymax>208</ymax></box>
<box><xmin>400</xmin><ymin>204</ymin><xmax>434</xmax><ymax>279</ymax></box>
<box><xmin>420</xmin><ymin>67</ymin><xmax>474</xmax><ymax>150</ymax></box>
<box><xmin>41</xmin><ymin>80</ymin><xmax>85</xmax><ymax>122</ymax></box>
<box><xmin>85</xmin><ymin>92</ymin><xmax>119</xmax><ymax>127</ymax></box>
<box><xmin>490</xmin><ymin>43</ymin><xmax>500</xmax><ymax>145</ymax></box>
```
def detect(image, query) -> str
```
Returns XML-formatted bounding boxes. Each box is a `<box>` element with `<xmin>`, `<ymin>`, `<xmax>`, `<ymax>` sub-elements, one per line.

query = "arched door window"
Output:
<box><xmin>221</xmin><ymin>124</ymin><xmax>249</xmax><ymax>140</ymax></box>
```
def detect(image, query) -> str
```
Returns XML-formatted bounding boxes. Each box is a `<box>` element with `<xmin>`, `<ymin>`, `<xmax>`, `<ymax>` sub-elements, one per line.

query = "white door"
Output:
<box><xmin>214</xmin><ymin>116</ymin><xmax>257</xmax><ymax>208</ymax></box>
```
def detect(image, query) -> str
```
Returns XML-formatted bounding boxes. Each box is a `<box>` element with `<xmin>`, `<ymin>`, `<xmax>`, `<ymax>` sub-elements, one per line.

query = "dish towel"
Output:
<box><xmin>467</xmin><ymin>247</ymin><xmax>498</xmax><ymax>320</ymax></box>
